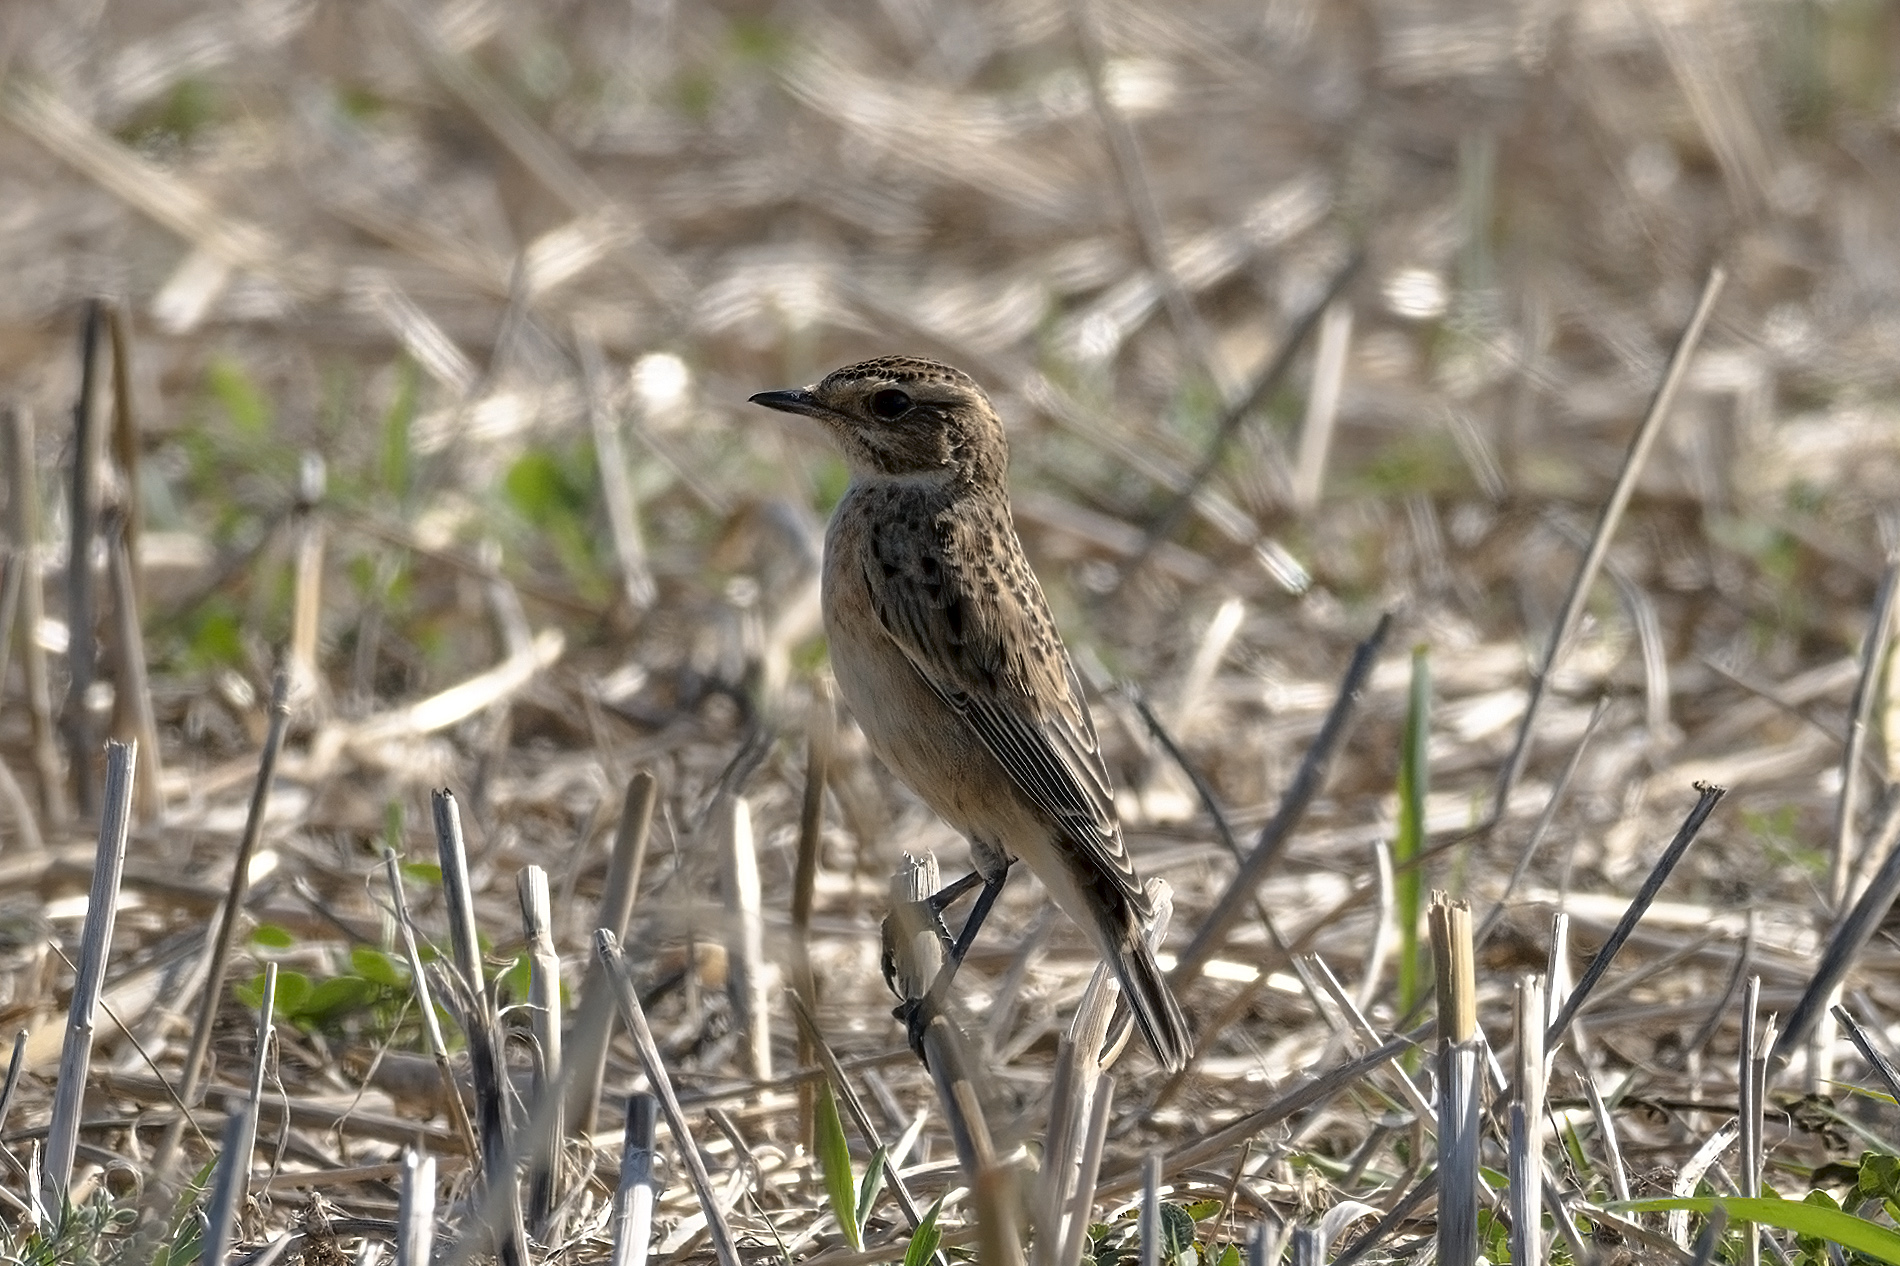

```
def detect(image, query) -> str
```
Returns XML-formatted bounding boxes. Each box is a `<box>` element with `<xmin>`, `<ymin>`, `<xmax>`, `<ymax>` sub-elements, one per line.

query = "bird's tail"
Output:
<box><xmin>1110</xmin><ymin>918</ymin><xmax>1193</xmax><ymax>1074</ymax></box>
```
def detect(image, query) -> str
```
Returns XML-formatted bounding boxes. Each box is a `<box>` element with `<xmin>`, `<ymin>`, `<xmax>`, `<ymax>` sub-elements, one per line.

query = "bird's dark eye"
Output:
<box><xmin>868</xmin><ymin>388</ymin><xmax>912</xmax><ymax>420</ymax></box>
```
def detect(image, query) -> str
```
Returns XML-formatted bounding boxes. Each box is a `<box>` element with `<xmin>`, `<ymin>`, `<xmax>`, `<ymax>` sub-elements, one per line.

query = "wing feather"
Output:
<box><xmin>866</xmin><ymin>508</ymin><xmax>1147</xmax><ymax>914</ymax></box>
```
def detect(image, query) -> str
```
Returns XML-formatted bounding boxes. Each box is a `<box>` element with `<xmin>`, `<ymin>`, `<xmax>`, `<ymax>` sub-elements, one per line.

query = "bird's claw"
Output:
<box><xmin>891</xmin><ymin>995</ymin><xmax>934</xmax><ymax>1068</ymax></box>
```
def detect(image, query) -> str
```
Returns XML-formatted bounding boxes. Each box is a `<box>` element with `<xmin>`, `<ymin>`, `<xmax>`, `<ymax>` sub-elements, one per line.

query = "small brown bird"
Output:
<box><xmin>751</xmin><ymin>356</ymin><xmax>1192</xmax><ymax>1072</ymax></box>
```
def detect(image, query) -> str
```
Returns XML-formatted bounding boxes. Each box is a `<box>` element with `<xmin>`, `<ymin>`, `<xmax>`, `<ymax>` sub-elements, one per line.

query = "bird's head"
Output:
<box><xmin>750</xmin><ymin>356</ymin><xmax>1007</xmax><ymax>488</ymax></box>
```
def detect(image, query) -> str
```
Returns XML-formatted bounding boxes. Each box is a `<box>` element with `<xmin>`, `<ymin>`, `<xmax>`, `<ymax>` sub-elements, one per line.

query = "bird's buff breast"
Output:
<box><xmin>822</xmin><ymin>500</ymin><xmax>1038</xmax><ymax>864</ymax></box>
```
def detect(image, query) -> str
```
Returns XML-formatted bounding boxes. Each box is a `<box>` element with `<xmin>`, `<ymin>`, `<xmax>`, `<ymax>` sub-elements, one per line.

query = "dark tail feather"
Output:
<box><xmin>1113</xmin><ymin>927</ymin><xmax>1193</xmax><ymax>1073</ymax></box>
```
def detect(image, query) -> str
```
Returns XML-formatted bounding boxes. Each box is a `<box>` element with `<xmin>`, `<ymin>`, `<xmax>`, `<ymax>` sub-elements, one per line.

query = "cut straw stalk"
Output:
<box><xmin>3</xmin><ymin>405</ymin><xmax>64</xmax><ymax>827</ymax></box>
<box><xmin>612</xmin><ymin>1094</ymin><xmax>659</xmax><ymax>1266</ymax></box>
<box><xmin>1508</xmin><ymin>976</ymin><xmax>1546</xmax><ymax>1266</ymax></box>
<box><xmin>1037</xmin><ymin>881</ymin><xmax>1164</xmax><ymax>1266</ymax></box>
<box><xmin>882</xmin><ymin>853</ymin><xmax>997</xmax><ymax>1180</ymax></box>
<box><xmin>432</xmin><ymin>788</ymin><xmax>528</xmax><ymax>1266</ymax></box>
<box><xmin>719</xmin><ymin>794</ymin><xmax>773</xmax><ymax>1081</ymax></box>
<box><xmin>203</xmin><ymin>958</ymin><xmax>278</xmax><ymax>1244</ymax></box>
<box><xmin>1431</xmin><ymin>895</ymin><xmax>1479</xmax><ymax>1266</ymax></box>
<box><xmin>64</xmin><ymin>301</ymin><xmax>105</xmax><ymax>817</ymax></box>
<box><xmin>1738</xmin><ymin>976</ymin><xmax>1769</xmax><ymax>1266</ymax></box>
<box><xmin>202</xmin><ymin>1103</ymin><xmax>255</xmax><ymax>1266</ymax></box>
<box><xmin>595</xmin><ymin>930</ymin><xmax>744</xmax><ymax>1266</ymax></box>
<box><xmin>791</xmin><ymin>678</ymin><xmax>835</xmax><ymax>1138</ymax></box>
<box><xmin>567</xmin><ymin>770</ymin><xmax>658</xmax><ymax>1138</ymax></box>
<box><xmin>397</xmin><ymin>1149</ymin><xmax>437</xmax><ymax>1266</ymax></box>
<box><xmin>382</xmin><ymin>848</ymin><xmax>479</xmax><ymax>1158</ymax></box>
<box><xmin>42</xmin><ymin>738</ymin><xmax>135</xmax><ymax>1207</ymax></box>
<box><xmin>518</xmin><ymin>864</ymin><xmax>564</xmax><ymax>1240</ymax></box>
<box><xmin>1291</xmin><ymin>298</ymin><xmax>1353</xmax><ymax>515</ymax></box>
<box><xmin>288</xmin><ymin>452</ymin><xmax>327</xmax><ymax>710</ymax></box>
<box><xmin>104</xmin><ymin>515</ymin><xmax>162</xmax><ymax>819</ymax></box>
<box><xmin>576</xmin><ymin>318</ymin><xmax>656</xmax><ymax>613</ymax></box>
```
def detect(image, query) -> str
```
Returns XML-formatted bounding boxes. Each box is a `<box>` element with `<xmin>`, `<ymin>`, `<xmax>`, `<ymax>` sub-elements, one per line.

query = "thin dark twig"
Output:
<box><xmin>1474</xmin><ymin>695</ymin><xmax>1611</xmax><ymax>951</ymax></box>
<box><xmin>157</xmin><ymin>670</ymin><xmax>293</xmax><ymax>1181</ymax></box>
<box><xmin>1545</xmin><ymin>782</ymin><xmax>1727</xmax><ymax>1048</ymax></box>
<box><xmin>1773</xmin><ymin>807</ymin><xmax>1900</xmax><ymax>1063</ymax></box>
<box><xmin>1679</xmin><ymin>913</ymin><xmax>1755</xmax><ymax>1067</ymax></box>
<box><xmin>1491</xmin><ymin>265</ymin><xmax>1726</xmax><ymax>823</ymax></box>
<box><xmin>1832</xmin><ymin>1006</ymin><xmax>1900</xmax><ymax>1107</ymax></box>
<box><xmin>1128</xmin><ymin>689</ymin><xmax>1240</xmax><ymax>858</ymax></box>
<box><xmin>1172</xmin><ymin>612</ymin><xmax>1392</xmax><ymax>986</ymax></box>
<box><xmin>1832</xmin><ymin>554</ymin><xmax>1900</xmax><ymax>909</ymax></box>
<box><xmin>64</xmin><ymin>300</ymin><xmax>105</xmax><ymax>816</ymax></box>
<box><xmin>784</xmin><ymin>991</ymin><xmax>942</xmax><ymax>1251</ymax></box>
<box><xmin>104</xmin><ymin>302</ymin><xmax>141</xmax><ymax>604</ymax></box>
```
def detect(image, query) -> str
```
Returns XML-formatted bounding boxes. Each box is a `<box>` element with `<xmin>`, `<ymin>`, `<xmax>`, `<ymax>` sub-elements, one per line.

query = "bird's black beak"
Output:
<box><xmin>749</xmin><ymin>387</ymin><xmax>822</xmax><ymax>418</ymax></box>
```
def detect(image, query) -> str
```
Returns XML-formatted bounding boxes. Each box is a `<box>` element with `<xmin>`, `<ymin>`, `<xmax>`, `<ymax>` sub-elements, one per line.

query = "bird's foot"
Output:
<box><xmin>891</xmin><ymin>994</ymin><xmax>934</xmax><ymax>1068</ymax></box>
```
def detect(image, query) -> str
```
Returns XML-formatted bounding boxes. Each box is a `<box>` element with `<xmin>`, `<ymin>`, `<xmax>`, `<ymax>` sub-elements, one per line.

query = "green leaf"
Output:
<box><xmin>903</xmin><ymin>1196</ymin><xmax>945</xmax><ymax>1266</ymax></box>
<box><xmin>1797</xmin><ymin>1189</ymin><xmax>1844</xmax><ymax>1260</ymax></box>
<box><xmin>298</xmin><ymin>975</ymin><xmax>381</xmax><ymax>1023</ymax></box>
<box><xmin>1214</xmin><ymin>1246</ymin><xmax>1239</xmax><ymax>1266</ymax></box>
<box><xmin>350</xmin><ymin>946</ymin><xmax>409</xmax><ymax>988</ymax></box>
<box><xmin>1613</xmin><ymin>1196</ymin><xmax>1900</xmax><ymax>1264</ymax></box>
<box><xmin>1181</xmin><ymin>1199</ymin><xmax>1223</xmax><ymax>1223</ymax></box>
<box><xmin>815</xmin><ymin>1081</ymin><xmax>860</xmax><ymax>1249</ymax></box>
<box><xmin>251</xmin><ymin>923</ymin><xmax>296</xmax><ymax>949</ymax></box>
<box><xmin>402</xmin><ymin>861</ymin><xmax>443</xmax><ymax>886</ymax></box>
<box><xmin>497</xmin><ymin>951</ymin><xmax>533</xmax><ymax>1003</ymax></box>
<box><xmin>1159</xmin><ymin>1204</ymin><xmax>1197</xmax><ymax>1264</ymax></box>
<box><xmin>184</xmin><ymin>601</ymin><xmax>245</xmax><ymax>670</ymax></box>
<box><xmin>505</xmin><ymin>449</ymin><xmax>587</xmax><ymax>524</ymax></box>
<box><xmin>857</xmin><ymin>1146</ymin><xmax>888</xmax><ymax>1241</ymax></box>
<box><xmin>271</xmin><ymin>970</ymin><xmax>314</xmax><ymax>1015</ymax></box>
<box><xmin>1861</xmin><ymin>1154</ymin><xmax>1900</xmax><ymax>1206</ymax></box>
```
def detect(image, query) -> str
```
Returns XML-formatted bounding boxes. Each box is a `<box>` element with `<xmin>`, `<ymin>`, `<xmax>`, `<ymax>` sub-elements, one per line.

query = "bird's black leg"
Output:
<box><xmin>942</xmin><ymin>866</ymin><xmax>1008</xmax><ymax>970</ymax></box>
<box><xmin>920</xmin><ymin>870</ymin><xmax>986</xmax><ymax>949</ymax></box>
<box><xmin>888</xmin><ymin>864</ymin><xmax>1013</xmax><ymax>1066</ymax></box>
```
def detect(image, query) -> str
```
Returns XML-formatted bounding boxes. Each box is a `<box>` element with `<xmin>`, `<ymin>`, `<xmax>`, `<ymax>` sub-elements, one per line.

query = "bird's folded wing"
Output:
<box><xmin>864</xmin><ymin>526</ymin><xmax>1148</xmax><ymax>915</ymax></box>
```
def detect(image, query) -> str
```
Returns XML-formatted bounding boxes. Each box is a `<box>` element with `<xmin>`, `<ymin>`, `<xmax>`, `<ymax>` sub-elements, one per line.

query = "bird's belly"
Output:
<box><xmin>822</xmin><ymin>585</ymin><xmax>1039</xmax><ymax>864</ymax></box>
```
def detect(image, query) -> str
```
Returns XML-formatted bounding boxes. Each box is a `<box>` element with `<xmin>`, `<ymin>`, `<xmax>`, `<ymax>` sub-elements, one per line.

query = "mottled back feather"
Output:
<box><xmin>857</xmin><ymin>480</ymin><xmax>1150</xmax><ymax>919</ymax></box>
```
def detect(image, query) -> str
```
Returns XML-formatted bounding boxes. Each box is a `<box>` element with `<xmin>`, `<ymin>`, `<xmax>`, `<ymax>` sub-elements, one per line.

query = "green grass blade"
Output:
<box><xmin>815</xmin><ymin>1081</ymin><xmax>860</xmax><ymax>1249</ymax></box>
<box><xmin>857</xmin><ymin>1145</ymin><xmax>888</xmax><ymax>1242</ymax></box>
<box><xmin>1395</xmin><ymin>645</ymin><xmax>1431</xmax><ymax>1018</ymax></box>
<box><xmin>1613</xmin><ymin>1196</ymin><xmax>1900</xmax><ymax>1263</ymax></box>
<box><xmin>902</xmin><ymin>1196</ymin><xmax>945</xmax><ymax>1266</ymax></box>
